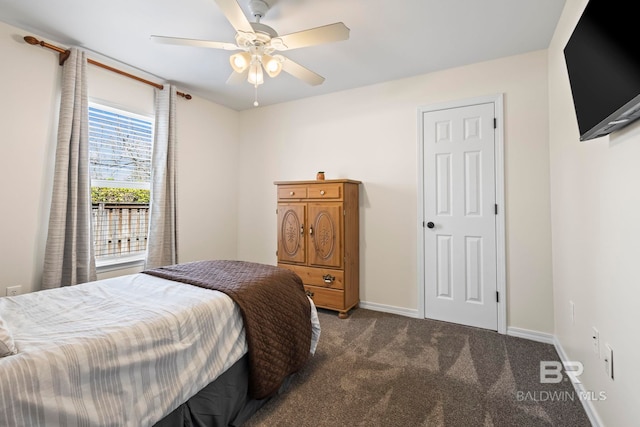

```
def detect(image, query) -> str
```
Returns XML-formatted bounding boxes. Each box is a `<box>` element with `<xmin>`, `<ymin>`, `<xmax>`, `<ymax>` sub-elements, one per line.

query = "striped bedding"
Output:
<box><xmin>0</xmin><ymin>273</ymin><xmax>320</xmax><ymax>427</ymax></box>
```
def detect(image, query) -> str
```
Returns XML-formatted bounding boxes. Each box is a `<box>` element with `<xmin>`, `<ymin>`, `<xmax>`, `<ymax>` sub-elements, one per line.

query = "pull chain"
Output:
<box><xmin>253</xmin><ymin>84</ymin><xmax>259</xmax><ymax>107</ymax></box>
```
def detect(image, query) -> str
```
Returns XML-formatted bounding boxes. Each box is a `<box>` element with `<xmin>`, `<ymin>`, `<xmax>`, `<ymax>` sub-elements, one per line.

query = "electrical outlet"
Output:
<box><xmin>604</xmin><ymin>344</ymin><xmax>614</xmax><ymax>380</ymax></box>
<box><xmin>592</xmin><ymin>327</ymin><xmax>599</xmax><ymax>355</ymax></box>
<box><xmin>6</xmin><ymin>285</ymin><xmax>22</xmax><ymax>297</ymax></box>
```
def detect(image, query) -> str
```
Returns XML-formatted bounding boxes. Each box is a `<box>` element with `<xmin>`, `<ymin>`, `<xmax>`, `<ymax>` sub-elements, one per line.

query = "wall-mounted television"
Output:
<box><xmin>563</xmin><ymin>1</ymin><xmax>640</xmax><ymax>141</ymax></box>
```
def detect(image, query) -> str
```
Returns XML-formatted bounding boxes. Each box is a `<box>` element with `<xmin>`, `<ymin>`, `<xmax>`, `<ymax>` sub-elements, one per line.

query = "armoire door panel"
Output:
<box><xmin>277</xmin><ymin>203</ymin><xmax>306</xmax><ymax>264</ymax></box>
<box><xmin>308</xmin><ymin>203</ymin><xmax>342</xmax><ymax>268</ymax></box>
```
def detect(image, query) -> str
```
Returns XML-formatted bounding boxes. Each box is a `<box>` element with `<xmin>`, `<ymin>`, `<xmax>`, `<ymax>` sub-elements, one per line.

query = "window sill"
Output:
<box><xmin>96</xmin><ymin>253</ymin><xmax>145</xmax><ymax>273</ymax></box>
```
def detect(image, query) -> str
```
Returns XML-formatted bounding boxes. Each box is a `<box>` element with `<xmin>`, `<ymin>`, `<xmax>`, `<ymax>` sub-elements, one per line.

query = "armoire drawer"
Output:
<box><xmin>284</xmin><ymin>265</ymin><xmax>344</xmax><ymax>290</ymax></box>
<box><xmin>304</xmin><ymin>285</ymin><xmax>344</xmax><ymax>310</ymax></box>
<box><xmin>307</xmin><ymin>184</ymin><xmax>342</xmax><ymax>199</ymax></box>
<box><xmin>278</xmin><ymin>186</ymin><xmax>307</xmax><ymax>199</ymax></box>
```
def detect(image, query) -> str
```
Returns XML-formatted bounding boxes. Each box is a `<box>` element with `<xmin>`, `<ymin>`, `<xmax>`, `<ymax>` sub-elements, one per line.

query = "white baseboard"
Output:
<box><xmin>358</xmin><ymin>301</ymin><xmax>421</xmax><ymax>318</ymax></box>
<box><xmin>506</xmin><ymin>327</ymin><xmax>555</xmax><ymax>344</ymax></box>
<box><xmin>552</xmin><ymin>337</ymin><xmax>604</xmax><ymax>427</ymax></box>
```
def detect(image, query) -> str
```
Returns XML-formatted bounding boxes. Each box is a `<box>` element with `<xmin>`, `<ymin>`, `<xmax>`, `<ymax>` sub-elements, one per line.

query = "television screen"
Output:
<box><xmin>563</xmin><ymin>1</ymin><xmax>640</xmax><ymax>140</ymax></box>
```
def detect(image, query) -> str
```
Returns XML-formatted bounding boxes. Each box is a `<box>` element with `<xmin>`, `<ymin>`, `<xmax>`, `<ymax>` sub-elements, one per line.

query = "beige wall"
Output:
<box><xmin>549</xmin><ymin>1</ymin><xmax>640</xmax><ymax>425</ymax></box>
<box><xmin>2</xmin><ymin>19</ymin><xmax>556</xmax><ymax>334</ymax></box>
<box><xmin>0</xmin><ymin>23</ymin><xmax>60</xmax><ymax>295</ymax></box>
<box><xmin>237</xmin><ymin>50</ymin><xmax>554</xmax><ymax>332</ymax></box>
<box><xmin>0</xmin><ymin>21</ymin><xmax>240</xmax><ymax>292</ymax></box>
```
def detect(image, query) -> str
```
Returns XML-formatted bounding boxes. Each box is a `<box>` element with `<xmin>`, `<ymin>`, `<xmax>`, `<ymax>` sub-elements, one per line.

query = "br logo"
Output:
<box><xmin>540</xmin><ymin>361</ymin><xmax>584</xmax><ymax>384</ymax></box>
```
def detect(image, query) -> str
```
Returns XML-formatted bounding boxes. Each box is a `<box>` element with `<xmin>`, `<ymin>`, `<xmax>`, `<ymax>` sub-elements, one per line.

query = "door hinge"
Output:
<box><xmin>495</xmin><ymin>204</ymin><xmax>498</xmax><ymax>215</ymax></box>
<box><xmin>493</xmin><ymin>118</ymin><xmax>497</xmax><ymax>129</ymax></box>
<box><xmin>344</xmin><ymin>209</ymin><xmax>346</xmax><ymax>216</ymax></box>
<box><xmin>496</xmin><ymin>291</ymin><xmax>499</xmax><ymax>303</ymax></box>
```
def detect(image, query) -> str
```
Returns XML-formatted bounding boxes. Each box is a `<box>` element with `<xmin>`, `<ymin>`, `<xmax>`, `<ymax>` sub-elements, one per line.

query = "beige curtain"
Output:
<box><xmin>42</xmin><ymin>48</ymin><xmax>96</xmax><ymax>289</ymax></box>
<box><xmin>145</xmin><ymin>85</ymin><xmax>178</xmax><ymax>268</ymax></box>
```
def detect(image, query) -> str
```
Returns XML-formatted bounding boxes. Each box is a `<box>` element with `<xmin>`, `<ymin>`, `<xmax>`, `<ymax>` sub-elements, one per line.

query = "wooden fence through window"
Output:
<box><xmin>92</xmin><ymin>203</ymin><xmax>149</xmax><ymax>258</ymax></box>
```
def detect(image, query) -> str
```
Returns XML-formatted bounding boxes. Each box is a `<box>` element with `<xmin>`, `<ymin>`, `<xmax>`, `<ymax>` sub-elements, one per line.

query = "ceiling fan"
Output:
<box><xmin>151</xmin><ymin>0</ymin><xmax>350</xmax><ymax>106</ymax></box>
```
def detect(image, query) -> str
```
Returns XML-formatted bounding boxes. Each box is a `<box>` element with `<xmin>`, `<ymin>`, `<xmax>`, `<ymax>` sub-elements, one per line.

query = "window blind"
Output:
<box><xmin>88</xmin><ymin>105</ymin><xmax>153</xmax><ymax>184</ymax></box>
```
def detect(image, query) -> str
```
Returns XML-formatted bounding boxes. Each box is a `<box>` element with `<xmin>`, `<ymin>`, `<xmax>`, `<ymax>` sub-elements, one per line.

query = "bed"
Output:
<box><xmin>0</xmin><ymin>260</ymin><xmax>321</xmax><ymax>427</ymax></box>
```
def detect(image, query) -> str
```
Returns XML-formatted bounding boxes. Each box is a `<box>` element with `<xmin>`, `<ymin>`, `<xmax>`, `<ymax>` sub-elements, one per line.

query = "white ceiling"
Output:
<box><xmin>0</xmin><ymin>0</ymin><xmax>566</xmax><ymax>111</ymax></box>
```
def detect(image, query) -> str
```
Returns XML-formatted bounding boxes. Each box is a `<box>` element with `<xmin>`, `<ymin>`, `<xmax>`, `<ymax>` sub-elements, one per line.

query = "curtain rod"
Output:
<box><xmin>24</xmin><ymin>35</ymin><xmax>192</xmax><ymax>100</ymax></box>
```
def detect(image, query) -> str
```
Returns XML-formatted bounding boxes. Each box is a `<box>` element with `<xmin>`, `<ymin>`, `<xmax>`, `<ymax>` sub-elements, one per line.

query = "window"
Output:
<box><xmin>88</xmin><ymin>103</ymin><xmax>154</xmax><ymax>268</ymax></box>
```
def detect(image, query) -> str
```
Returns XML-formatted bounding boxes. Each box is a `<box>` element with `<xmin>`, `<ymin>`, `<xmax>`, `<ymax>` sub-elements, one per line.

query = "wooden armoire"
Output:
<box><xmin>275</xmin><ymin>179</ymin><xmax>361</xmax><ymax>318</ymax></box>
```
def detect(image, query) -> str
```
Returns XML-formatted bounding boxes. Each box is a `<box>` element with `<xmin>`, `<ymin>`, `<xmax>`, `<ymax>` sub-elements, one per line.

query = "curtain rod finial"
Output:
<box><xmin>24</xmin><ymin>35</ymin><xmax>40</xmax><ymax>45</ymax></box>
<box><xmin>24</xmin><ymin>34</ymin><xmax>70</xmax><ymax>64</ymax></box>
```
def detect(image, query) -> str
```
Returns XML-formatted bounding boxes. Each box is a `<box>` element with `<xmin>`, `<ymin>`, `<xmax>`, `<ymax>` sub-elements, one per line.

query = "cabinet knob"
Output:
<box><xmin>289</xmin><ymin>191</ymin><xmax>295</xmax><ymax>196</ymax></box>
<box><xmin>320</xmin><ymin>190</ymin><xmax>325</xmax><ymax>196</ymax></box>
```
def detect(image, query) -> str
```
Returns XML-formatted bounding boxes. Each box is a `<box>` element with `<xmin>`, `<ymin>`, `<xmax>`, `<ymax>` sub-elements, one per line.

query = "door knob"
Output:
<box><xmin>426</xmin><ymin>222</ymin><xmax>435</xmax><ymax>229</ymax></box>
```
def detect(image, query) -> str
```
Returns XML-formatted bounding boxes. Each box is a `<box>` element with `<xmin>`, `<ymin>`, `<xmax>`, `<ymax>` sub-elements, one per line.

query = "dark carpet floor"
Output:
<box><xmin>244</xmin><ymin>308</ymin><xmax>591</xmax><ymax>427</ymax></box>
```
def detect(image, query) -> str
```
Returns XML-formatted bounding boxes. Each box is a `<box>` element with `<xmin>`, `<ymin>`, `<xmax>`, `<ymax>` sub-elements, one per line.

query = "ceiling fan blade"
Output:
<box><xmin>274</xmin><ymin>23</ymin><xmax>350</xmax><ymax>51</ymax></box>
<box><xmin>151</xmin><ymin>35</ymin><xmax>238</xmax><ymax>50</ymax></box>
<box><xmin>213</xmin><ymin>0</ymin><xmax>255</xmax><ymax>34</ymax></box>
<box><xmin>226</xmin><ymin>70</ymin><xmax>248</xmax><ymax>85</ymax></box>
<box><xmin>281</xmin><ymin>58</ymin><xmax>325</xmax><ymax>86</ymax></box>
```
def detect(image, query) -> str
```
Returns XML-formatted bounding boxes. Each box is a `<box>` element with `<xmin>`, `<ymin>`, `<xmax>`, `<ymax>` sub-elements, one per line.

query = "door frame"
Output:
<box><xmin>417</xmin><ymin>93</ymin><xmax>506</xmax><ymax>334</ymax></box>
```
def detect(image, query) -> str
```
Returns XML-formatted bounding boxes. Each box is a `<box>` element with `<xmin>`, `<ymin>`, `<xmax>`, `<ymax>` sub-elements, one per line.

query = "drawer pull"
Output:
<box><xmin>320</xmin><ymin>190</ymin><xmax>326</xmax><ymax>196</ymax></box>
<box><xmin>305</xmin><ymin>290</ymin><xmax>314</xmax><ymax>298</ymax></box>
<box><xmin>323</xmin><ymin>274</ymin><xmax>335</xmax><ymax>284</ymax></box>
<box><xmin>289</xmin><ymin>191</ymin><xmax>295</xmax><ymax>196</ymax></box>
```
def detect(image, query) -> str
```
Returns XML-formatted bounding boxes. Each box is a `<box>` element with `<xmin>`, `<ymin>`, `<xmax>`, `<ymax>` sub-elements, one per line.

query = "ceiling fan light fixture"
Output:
<box><xmin>247</xmin><ymin>62</ymin><xmax>264</xmax><ymax>86</ymax></box>
<box><xmin>263</xmin><ymin>54</ymin><xmax>284</xmax><ymax>78</ymax></box>
<box><xmin>230</xmin><ymin>52</ymin><xmax>250</xmax><ymax>73</ymax></box>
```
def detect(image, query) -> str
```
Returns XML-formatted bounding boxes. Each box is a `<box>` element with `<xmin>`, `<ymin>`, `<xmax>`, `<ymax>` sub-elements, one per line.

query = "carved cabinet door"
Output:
<box><xmin>277</xmin><ymin>203</ymin><xmax>306</xmax><ymax>264</ymax></box>
<box><xmin>308</xmin><ymin>203</ymin><xmax>342</xmax><ymax>268</ymax></box>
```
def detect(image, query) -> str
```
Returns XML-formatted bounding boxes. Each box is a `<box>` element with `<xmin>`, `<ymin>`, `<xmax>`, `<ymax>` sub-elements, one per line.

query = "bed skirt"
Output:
<box><xmin>153</xmin><ymin>354</ymin><xmax>284</xmax><ymax>427</ymax></box>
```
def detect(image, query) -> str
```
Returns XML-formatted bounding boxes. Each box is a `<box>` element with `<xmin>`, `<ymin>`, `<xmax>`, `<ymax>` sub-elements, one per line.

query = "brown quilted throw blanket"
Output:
<box><xmin>143</xmin><ymin>260</ymin><xmax>312</xmax><ymax>399</ymax></box>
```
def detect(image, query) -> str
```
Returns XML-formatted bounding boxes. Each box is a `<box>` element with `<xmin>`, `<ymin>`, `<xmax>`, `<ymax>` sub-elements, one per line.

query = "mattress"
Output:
<box><xmin>0</xmin><ymin>272</ymin><xmax>320</xmax><ymax>427</ymax></box>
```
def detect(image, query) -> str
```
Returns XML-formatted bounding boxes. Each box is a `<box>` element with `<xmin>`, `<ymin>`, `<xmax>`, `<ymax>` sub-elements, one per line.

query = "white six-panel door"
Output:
<box><xmin>423</xmin><ymin>102</ymin><xmax>498</xmax><ymax>330</ymax></box>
